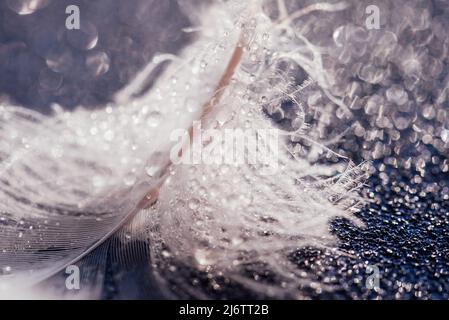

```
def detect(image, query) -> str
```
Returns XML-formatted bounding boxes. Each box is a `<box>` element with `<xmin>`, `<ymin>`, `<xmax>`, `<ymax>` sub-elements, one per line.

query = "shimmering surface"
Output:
<box><xmin>95</xmin><ymin>164</ymin><xmax>449</xmax><ymax>300</ymax></box>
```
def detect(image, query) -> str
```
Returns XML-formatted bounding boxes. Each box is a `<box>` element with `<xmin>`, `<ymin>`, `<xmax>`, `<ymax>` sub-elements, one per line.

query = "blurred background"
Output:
<box><xmin>0</xmin><ymin>0</ymin><xmax>192</xmax><ymax>113</ymax></box>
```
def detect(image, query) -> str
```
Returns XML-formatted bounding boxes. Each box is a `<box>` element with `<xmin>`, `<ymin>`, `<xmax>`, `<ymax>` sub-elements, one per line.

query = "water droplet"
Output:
<box><xmin>148</xmin><ymin>111</ymin><xmax>162</xmax><ymax>128</ymax></box>
<box><xmin>39</xmin><ymin>68</ymin><xmax>63</xmax><ymax>92</ymax></box>
<box><xmin>66</xmin><ymin>21</ymin><xmax>99</xmax><ymax>50</ymax></box>
<box><xmin>103</xmin><ymin>130</ymin><xmax>114</xmax><ymax>141</ymax></box>
<box><xmin>188</xmin><ymin>198</ymin><xmax>200</xmax><ymax>210</ymax></box>
<box><xmin>90</xmin><ymin>127</ymin><xmax>98</xmax><ymax>135</ymax></box>
<box><xmin>225</xmin><ymin>193</ymin><xmax>240</xmax><ymax>210</ymax></box>
<box><xmin>45</xmin><ymin>47</ymin><xmax>74</xmax><ymax>73</ymax></box>
<box><xmin>358</xmin><ymin>65</ymin><xmax>384</xmax><ymax>84</ymax></box>
<box><xmin>231</xmin><ymin>237</ymin><xmax>243</xmax><ymax>246</ymax></box>
<box><xmin>124</xmin><ymin>173</ymin><xmax>136</xmax><ymax>186</ymax></box>
<box><xmin>392</xmin><ymin>113</ymin><xmax>412</xmax><ymax>130</ymax></box>
<box><xmin>169</xmin><ymin>265</ymin><xmax>177</xmax><ymax>272</ymax></box>
<box><xmin>219</xmin><ymin>165</ymin><xmax>229</xmax><ymax>175</ymax></box>
<box><xmin>162</xmin><ymin>250</ymin><xmax>171</xmax><ymax>258</ymax></box>
<box><xmin>86</xmin><ymin>51</ymin><xmax>110</xmax><ymax>77</ymax></box>
<box><xmin>145</xmin><ymin>165</ymin><xmax>160</xmax><ymax>178</ymax></box>
<box><xmin>6</xmin><ymin>0</ymin><xmax>51</xmax><ymax>15</ymax></box>
<box><xmin>194</xmin><ymin>249</ymin><xmax>214</xmax><ymax>266</ymax></box>
<box><xmin>333</xmin><ymin>25</ymin><xmax>346</xmax><ymax>47</ymax></box>
<box><xmin>186</xmin><ymin>99</ymin><xmax>199</xmax><ymax>113</ymax></box>
<box><xmin>92</xmin><ymin>176</ymin><xmax>105</xmax><ymax>188</ymax></box>
<box><xmin>2</xmin><ymin>266</ymin><xmax>12</xmax><ymax>274</ymax></box>
<box><xmin>441</xmin><ymin>129</ymin><xmax>449</xmax><ymax>143</ymax></box>
<box><xmin>145</xmin><ymin>152</ymin><xmax>166</xmax><ymax>179</ymax></box>
<box><xmin>386</xmin><ymin>85</ymin><xmax>408</xmax><ymax>106</ymax></box>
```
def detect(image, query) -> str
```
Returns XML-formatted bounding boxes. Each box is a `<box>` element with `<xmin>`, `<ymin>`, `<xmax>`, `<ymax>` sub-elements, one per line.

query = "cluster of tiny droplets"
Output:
<box><xmin>0</xmin><ymin>0</ymin><xmax>191</xmax><ymax>113</ymax></box>
<box><xmin>262</xmin><ymin>0</ymin><xmax>449</xmax><ymax>181</ymax></box>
